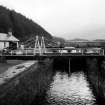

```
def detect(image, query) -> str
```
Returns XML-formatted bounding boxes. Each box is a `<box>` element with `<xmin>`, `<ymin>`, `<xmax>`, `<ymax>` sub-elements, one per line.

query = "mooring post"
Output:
<box><xmin>69</xmin><ymin>58</ymin><xmax>71</xmax><ymax>75</ymax></box>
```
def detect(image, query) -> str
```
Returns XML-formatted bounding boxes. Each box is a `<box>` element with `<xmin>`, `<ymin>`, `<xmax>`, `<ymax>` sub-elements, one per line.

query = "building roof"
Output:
<box><xmin>0</xmin><ymin>33</ymin><xmax>19</xmax><ymax>41</ymax></box>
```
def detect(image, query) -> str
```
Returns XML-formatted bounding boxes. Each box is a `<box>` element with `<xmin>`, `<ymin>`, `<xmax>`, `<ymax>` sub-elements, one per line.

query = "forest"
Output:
<box><xmin>0</xmin><ymin>6</ymin><xmax>52</xmax><ymax>42</ymax></box>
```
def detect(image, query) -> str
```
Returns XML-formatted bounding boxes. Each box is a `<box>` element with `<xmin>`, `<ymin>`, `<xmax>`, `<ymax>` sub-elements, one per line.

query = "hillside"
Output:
<box><xmin>66</xmin><ymin>38</ymin><xmax>89</xmax><ymax>42</ymax></box>
<box><xmin>0</xmin><ymin>6</ymin><xmax>52</xmax><ymax>42</ymax></box>
<box><xmin>52</xmin><ymin>36</ymin><xmax>65</xmax><ymax>47</ymax></box>
<box><xmin>93</xmin><ymin>39</ymin><xmax>105</xmax><ymax>42</ymax></box>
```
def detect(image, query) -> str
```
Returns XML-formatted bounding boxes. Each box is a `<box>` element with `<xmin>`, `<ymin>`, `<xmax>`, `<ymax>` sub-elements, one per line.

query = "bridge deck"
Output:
<box><xmin>0</xmin><ymin>53</ymin><xmax>105</xmax><ymax>60</ymax></box>
<box><xmin>1</xmin><ymin>47</ymin><xmax>105</xmax><ymax>60</ymax></box>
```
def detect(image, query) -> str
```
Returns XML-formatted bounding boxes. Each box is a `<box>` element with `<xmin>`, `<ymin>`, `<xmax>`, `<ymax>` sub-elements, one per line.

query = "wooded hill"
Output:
<box><xmin>0</xmin><ymin>6</ymin><xmax>52</xmax><ymax>42</ymax></box>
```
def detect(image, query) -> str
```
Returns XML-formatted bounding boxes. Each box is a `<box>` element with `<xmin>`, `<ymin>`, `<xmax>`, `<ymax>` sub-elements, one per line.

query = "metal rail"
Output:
<box><xmin>1</xmin><ymin>47</ymin><xmax>105</xmax><ymax>57</ymax></box>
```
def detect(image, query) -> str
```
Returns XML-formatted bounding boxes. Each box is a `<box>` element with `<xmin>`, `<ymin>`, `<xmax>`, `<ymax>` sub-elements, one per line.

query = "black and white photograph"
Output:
<box><xmin>0</xmin><ymin>0</ymin><xmax>105</xmax><ymax>105</ymax></box>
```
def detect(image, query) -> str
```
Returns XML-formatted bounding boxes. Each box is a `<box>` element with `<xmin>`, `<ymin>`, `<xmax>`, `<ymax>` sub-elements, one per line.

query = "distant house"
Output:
<box><xmin>0</xmin><ymin>32</ymin><xmax>19</xmax><ymax>50</ymax></box>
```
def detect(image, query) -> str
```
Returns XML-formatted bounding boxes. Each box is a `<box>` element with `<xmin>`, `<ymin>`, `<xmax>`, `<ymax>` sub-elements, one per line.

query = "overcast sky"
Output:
<box><xmin>0</xmin><ymin>0</ymin><xmax>105</xmax><ymax>40</ymax></box>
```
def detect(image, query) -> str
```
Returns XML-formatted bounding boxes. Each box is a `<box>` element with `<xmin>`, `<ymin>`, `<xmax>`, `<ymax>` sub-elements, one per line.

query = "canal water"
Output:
<box><xmin>46</xmin><ymin>71</ymin><xmax>96</xmax><ymax>105</ymax></box>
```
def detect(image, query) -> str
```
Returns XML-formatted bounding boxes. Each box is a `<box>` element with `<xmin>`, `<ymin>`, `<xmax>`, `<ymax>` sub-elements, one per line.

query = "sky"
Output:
<box><xmin>0</xmin><ymin>0</ymin><xmax>105</xmax><ymax>40</ymax></box>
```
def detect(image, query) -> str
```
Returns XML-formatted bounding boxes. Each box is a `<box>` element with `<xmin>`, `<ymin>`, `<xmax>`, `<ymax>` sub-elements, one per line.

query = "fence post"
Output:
<box><xmin>81</xmin><ymin>48</ymin><xmax>83</xmax><ymax>55</ymax></box>
<box><xmin>26</xmin><ymin>50</ymin><xmax>27</xmax><ymax>56</ymax></box>
<box><xmin>11</xmin><ymin>50</ymin><xmax>13</xmax><ymax>55</ymax></box>
<box><xmin>34</xmin><ymin>48</ymin><xmax>36</xmax><ymax>55</ymax></box>
<box><xmin>103</xmin><ymin>49</ymin><xmax>104</xmax><ymax>55</ymax></box>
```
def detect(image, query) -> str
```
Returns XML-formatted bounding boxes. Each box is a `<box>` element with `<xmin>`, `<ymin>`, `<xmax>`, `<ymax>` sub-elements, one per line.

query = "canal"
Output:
<box><xmin>46</xmin><ymin>71</ymin><xmax>96</xmax><ymax>105</ymax></box>
<box><xmin>32</xmin><ymin>58</ymin><xmax>105</xmax><ymax>105</ymax></box>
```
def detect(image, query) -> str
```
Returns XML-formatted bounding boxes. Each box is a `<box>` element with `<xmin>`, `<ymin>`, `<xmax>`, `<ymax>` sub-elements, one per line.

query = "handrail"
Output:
<box><xmin>1</xmin><ymin>47</ymin><xmax>104</xmax><ymax>56</ymax></box>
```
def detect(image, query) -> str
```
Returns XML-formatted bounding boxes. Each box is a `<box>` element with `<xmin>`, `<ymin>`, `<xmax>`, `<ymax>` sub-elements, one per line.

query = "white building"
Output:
<box><xmin>0</xmin><ymin>32</ymin><xmax>19</xmax><ymax>50</ymax></box>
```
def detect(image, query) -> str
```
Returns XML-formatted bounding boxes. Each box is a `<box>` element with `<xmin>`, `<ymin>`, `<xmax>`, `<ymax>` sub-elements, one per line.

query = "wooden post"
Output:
<box><xmin>10</xmin><ymin>50</ymin><xmax>13</xmax><ymax>55</ymax></box>
<box><xmin>103</xmin><ymin>49</ymin><xmax>104</xmax><ymax>55</ymax></box>
<box><xmin>26</xmin><ymin>50</ymin><xmax>27</xmax><ymax>56</ymax></box>
<box><xmin>60</xmin><ymin>48</ymin><xmax>62</xmax><ymax>56</ymax></box>
<box><xmin>69</xmin><ymin>58</ymin><xmax>71</xmax><ymax>75</ymax></box>
<box><xmin>34</xmin><ymin>49</ymin><xmax>36</xmax><ymax>55</ymax></box>
<box><xmin>39</xmin><ymin>47</ymin><xmax>42</xmax><ymax>56</ymax></box>
<box><xmin>17</xmin><ymin>42</ymin><xmax>19</xmax><ymax>48</ymax></box>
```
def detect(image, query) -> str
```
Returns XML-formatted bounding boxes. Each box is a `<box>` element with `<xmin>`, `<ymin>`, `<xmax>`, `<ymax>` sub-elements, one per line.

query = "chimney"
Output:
<box><xmin>8</xmin><ymin>28</ymin><xmax>13</xmax><ymax>37</ymax></box>
<box><xmin>8</xmin><ymin>31</ymin><xmax>13</xmax><ymax>37</ymax></box>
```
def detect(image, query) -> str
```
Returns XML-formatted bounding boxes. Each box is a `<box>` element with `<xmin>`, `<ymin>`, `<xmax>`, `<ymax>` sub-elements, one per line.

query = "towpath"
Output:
<box><xmin>0</xmin><ymin>60</ymin><xmax>37</xmax><ymax>85</ymax></box>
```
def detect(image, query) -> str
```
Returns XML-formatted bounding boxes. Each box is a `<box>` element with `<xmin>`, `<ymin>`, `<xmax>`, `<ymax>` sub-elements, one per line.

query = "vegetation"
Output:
<box><xmin>52</xmin><ymin>36</ymin><xmax>65</xmax><ymax>47</ymax></box>
<box><xmin>0</xmin><ymin>5</ymin><xmax>52</xmax><ymax>42</ymax></box>
<box><xmin>0</xmin><ymin>59</ymin><xmax>54</xmax><ymax>105</ymax></box>
<box><xmin>65</xmin><ymin>38</ymin><xmax>105</xmax><ymax>48</ymax></box>
<box><xmin>86</xmin><ymin>58</ymin><xmax>105</xmax><ymax>104</ymax></box>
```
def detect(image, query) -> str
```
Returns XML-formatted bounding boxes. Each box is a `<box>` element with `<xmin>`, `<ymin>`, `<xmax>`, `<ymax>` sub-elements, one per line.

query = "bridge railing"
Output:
<box><xmin>9</xmin><ymin>49</ymin><xmax>40</xmax><ymax>56</ymax></box>
<box><xmin>46</xmin><ymin>48</ymin><xmax>105</xmax><ymax>55</ymax></box>
<box><xmin>3</xmin><ymin>48</ymin><xmax>46</xmax><ymax>56</ymax></box>
<box><xmin>1</xmin><ymin>47</ymin><xmax>105</xmax><ymax>56</ymax></box>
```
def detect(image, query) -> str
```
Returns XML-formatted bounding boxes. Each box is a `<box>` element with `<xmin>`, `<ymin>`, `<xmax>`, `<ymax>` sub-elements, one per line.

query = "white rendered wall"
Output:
<box><xmin>5</xmin><ymin>42</ymin><xmax>9</xmax><ymax>48</ymax></box>
<box><xmin>0</xmin><ymin>42</ymin><xmax>9</xmax><ymax>50</ymax></box>
<box><xmin>0</xmin><ymin>42</ymin><xmax>4</xmax><ymax>50</ymax></box>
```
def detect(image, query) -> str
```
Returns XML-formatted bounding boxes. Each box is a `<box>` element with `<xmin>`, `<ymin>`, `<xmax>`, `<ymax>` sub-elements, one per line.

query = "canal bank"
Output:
<box><xmin>0</xmin><ymin>58</ymin><xmax>54</xmax><ymax>105</ymax></box>
<box><xmin>0</xmin><ymin>61</ymin><xmax>36</xmax><ymax>85</ymax></box>
<box><xmin>85</xmin><ymin>58</ymin><xmax>105</xmax><ymax>105</ymax></box>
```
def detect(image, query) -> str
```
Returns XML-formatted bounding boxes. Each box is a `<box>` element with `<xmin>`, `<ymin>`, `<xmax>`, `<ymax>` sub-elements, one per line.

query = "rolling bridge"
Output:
<box><xmin>0</xmin><ymin>36</ymin><xmax>105</xmax><ymax>73</ymax></box>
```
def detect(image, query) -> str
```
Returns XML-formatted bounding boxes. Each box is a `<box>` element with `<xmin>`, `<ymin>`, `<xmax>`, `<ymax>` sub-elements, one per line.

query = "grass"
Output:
<box><xmin>0</xmin><ymin>59</ymin><xmax>54</xmax><ymax>105</ymax></box>
<box><xmin>0</xmin><ymin>60</ymin><xmax>24</xmax><ymax>74</ymax></box>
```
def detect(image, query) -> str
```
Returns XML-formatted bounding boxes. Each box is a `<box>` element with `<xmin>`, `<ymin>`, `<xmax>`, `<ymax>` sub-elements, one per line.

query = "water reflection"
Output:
<box><xmin>46</xmin><ymin>71</ymin><xmax>96</xmax><ymax>105</ymax></box>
